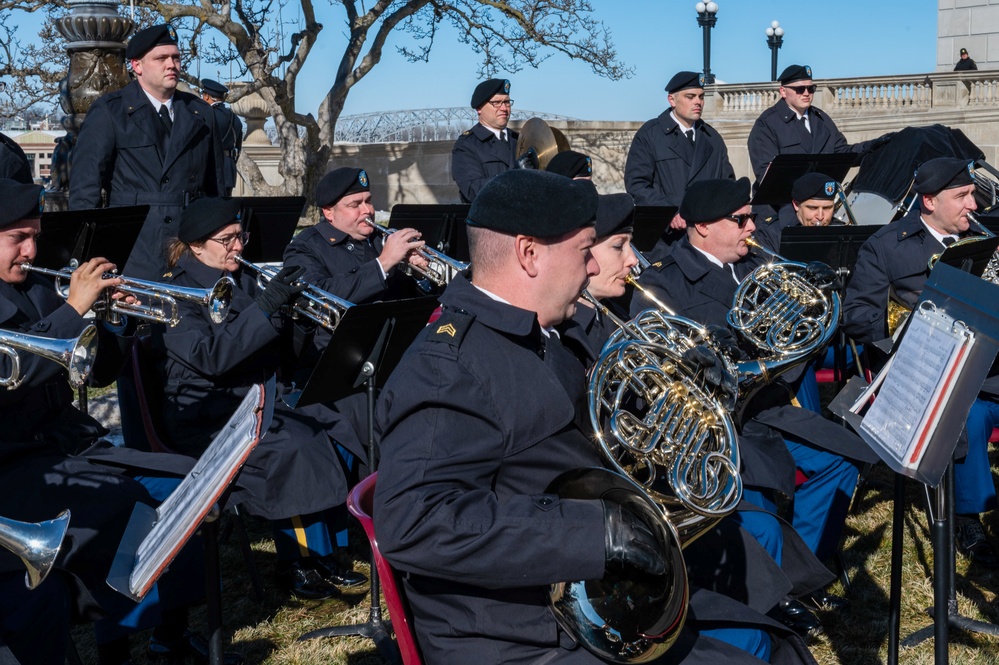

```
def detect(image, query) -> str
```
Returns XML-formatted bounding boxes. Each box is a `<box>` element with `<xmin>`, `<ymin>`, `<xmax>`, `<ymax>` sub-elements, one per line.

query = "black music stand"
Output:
<box><xmin>832</xmin><ymin>263</ymin><xmax>999</xmax><ymax>665</ymax></box>
<box><xmin>752</xmin><ymin>153</ymin><xmax>857</xmax><ymax>209</ymax></box>
<box><xmin>632</xmin><ymin>206</ymin><xmax>677</xmax><ymax>255</ymax></box>
<box><xmin>239</xmin><ymin>197</ymin><xmax>305</xmax><ymax>263</ymax></box>
<box><xmin>389</xmin><ymin>204</ymin><xmax>471</xmax><ymax>262</ymax></box>
<box><xmin>293</xmin><ymin>296</ymin><xmax>439</xmax><ymax>662</ymax></box>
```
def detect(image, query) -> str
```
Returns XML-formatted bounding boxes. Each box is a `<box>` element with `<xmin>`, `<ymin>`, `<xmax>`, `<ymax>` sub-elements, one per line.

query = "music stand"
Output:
<box><xmin>238</xmin><ymin>197</ymin><xmax>305</xmax><ymax>263</ymax></box>
<box><xmin>36</xmin><ymin>206</ymin><xmax>149</xmax><ymax>272</ymax></box>
<box><xmin>293</xmin><ymin>296</ymin><xmax>440</xmax><ymax>662</ymax></box>
<box><xmin>831</xmin><ymin>263</ymin><xmax>999</xmax><ymax>665</ymax></box>
<box><xmin>388</xmin><ymin>204</ymin><xmax>471</xmax><ymax>262</ymax></box>
<box><xmin>108</xmin><ymin>385</ymin><xmax>268</xmax><ymax>665</ymax></box>
<box><xmin>752</xmin><ymin>153</ymin><xmax>858</xmax><ymax>208</ymax></box>
<box><xmin>632</xmin><ymin>206</ymin><xmax>677</xmax><ymax>254</ymax></box>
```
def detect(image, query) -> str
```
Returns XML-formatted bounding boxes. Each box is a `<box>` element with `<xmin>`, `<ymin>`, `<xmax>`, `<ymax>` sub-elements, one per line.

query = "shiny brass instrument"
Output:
<box><xmin>19</xmin><ymin>263</ymin><xmax>234</xmax><ymax>327</ymax></box>
<box><xmin>0</xmin><ymin>510</ymin><xmax>70</xmax><ymax>589</ymax></box>
<box><xmin>0</xmin><ymin>325</ymin><xmax>97</xmax><ymax>390</ymax></box>
<box><xmin>235</xmin><ymin>257</ymin><xmax>354</xmax><ymax>331</ymax></box>
<box><xmin>363</xmin><ymin>219</ymin><xmax>470</xmax><ymax>288</ymax></box>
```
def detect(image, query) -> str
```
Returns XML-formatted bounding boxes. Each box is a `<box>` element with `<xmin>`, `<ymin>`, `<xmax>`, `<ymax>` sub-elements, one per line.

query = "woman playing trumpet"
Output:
<box><xmin>154</xmin><ymin>197</ymin><xmax>366</xmax><ymax>599</ymax></box>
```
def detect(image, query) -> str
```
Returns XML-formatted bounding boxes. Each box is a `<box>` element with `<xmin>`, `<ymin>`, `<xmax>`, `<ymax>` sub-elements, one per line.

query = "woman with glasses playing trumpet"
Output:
<box><xmin>153</xmin><ymin>197</ymin><xmax>367</xmax><ymax>600</ymax></box>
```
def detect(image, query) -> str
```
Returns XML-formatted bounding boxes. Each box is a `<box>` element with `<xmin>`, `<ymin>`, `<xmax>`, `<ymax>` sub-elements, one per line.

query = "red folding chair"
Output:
<box><xmin>347</xmin><ymin>473</ymin><xmax>423</xmax><ymax>665</ymax></box>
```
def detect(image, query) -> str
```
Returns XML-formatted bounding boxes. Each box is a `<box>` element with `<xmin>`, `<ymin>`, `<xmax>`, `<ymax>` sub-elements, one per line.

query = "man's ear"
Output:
<box><xmin>692</xmin><ymin>221</ymin><xmax>712</xmax><ymax>239</ymax></box>
<box><xmin>514</xmin><ymin>235</ymin><xmax>541</xmax><ymax>277</ymax></box>
<box><xmin>921</xmin><ymin>193</ymin><xmax>936</xmax><ymax>215</ymax></box>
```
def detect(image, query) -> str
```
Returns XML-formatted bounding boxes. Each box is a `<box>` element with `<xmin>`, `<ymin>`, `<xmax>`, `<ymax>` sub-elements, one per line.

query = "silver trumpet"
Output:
<box><xmin>0</xmin><ymin>325</ymin><xmax>98</xmax><ymax>390</ymax></box>
<box><xmin>0</xmin><ymin>510</ymin><xmax>70</xmax><ymax>589</ymax></box>
<box><xmin>19</xmin><ymin>263</ymin><xmax>234</xmax><ymax>327</ymax></box>
<box><xmin>363</xmin><ymin>218</ymin><xmax>469</xmax><ymax>288</ymax></box>
<box><xmin>235</xmin><ymin>257</ymin><xmax>354</xmax><ymax>332</ymax></box>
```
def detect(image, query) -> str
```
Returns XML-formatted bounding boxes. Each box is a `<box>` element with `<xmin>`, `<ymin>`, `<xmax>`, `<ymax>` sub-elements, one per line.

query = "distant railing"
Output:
<box><xmin>712</xmin><ymin>71</ymin><xmax>999</xmax><ymax>120</ymax></box>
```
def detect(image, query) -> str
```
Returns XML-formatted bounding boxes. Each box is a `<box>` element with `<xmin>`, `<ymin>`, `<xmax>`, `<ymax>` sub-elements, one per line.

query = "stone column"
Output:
<box><xmin>49</xmin><ymin>0</ymin><xmax>133</xmax><ymax>203</ymax></box>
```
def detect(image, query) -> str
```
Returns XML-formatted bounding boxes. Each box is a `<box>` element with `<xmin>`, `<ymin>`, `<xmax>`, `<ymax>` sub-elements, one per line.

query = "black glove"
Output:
<box><xmin>682</xmin><ymin>345</ymin><xmax>724</xmax><ymax>388</ymax></box>
<box><xmin>604</xmin><ymin>501</ymin><xmax>666</xmax><ymax>576</ymax></box>
<box><xmin>869</xmin><ymin>131</ymin><xmax>896</xmax><ymax>152</ymax></box>
<box><xmin>256</xmin><ymin>265</ymin><xmax>307</xmax><ymax>316</ymax></box>
<box><xmin>515</xmin><ymin>147</ymin><xmax>539</xmax><ymax>170</ymax></box>
<box><xmin>705</xmin><ymin>324</ymin><xmax>746</xmax><ymax>361</ymax></box>
<box><xmin>804</xmin><ymin>261</ymin><xmax>841</xmax><ymax>291</ymax></box>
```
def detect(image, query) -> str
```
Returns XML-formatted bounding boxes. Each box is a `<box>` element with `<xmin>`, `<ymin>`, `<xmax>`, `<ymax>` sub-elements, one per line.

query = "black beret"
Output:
<box><xmin>666</xmin><ymin>71</ymin><xmax>705</xmax><ymax>94</ymax></box>
<box><xmin>126</xmin><ymin>24</ymin><xmax>179</xmax><ymax>60</ymax></box>
<box><xmin>179</xmin><ymin>197</ymin><xmax>242</xmax><ymax>243</ymax></box>
<box><xmin>467</xmin><ymin>170</ymin><xmax>597</xmax><ymax>238</ymax></box>
<box><xmin>0</xmin><ymin>179</ymin><xmax>44</xmax><ymax>228</ymax></box>
<box><xmin>316</xmin><ymin>168</ymin><xmax>370</xmax><ymax>208</ymax></box>
<box><xmin>546</xmin><ymin>151</ymin><xmax>592</xmax><ymax>179</ymax></box>
<box><xmin>200</xmin><ymin>79</ymin><xmax>228</xmax><ymax>99</ymax></box>
<box><xmin>914</xmin><ymin>157</ymin><xmax>975</xmax><ymax>195</ymax></box>
<box><xmin>679</xmin><ymin>177</ymin><xmax>751</xmax><ymax>224</ymax></box>
<box><xmin>471</xmin><ymin>79</ymin><xmax>511</xmax><ymax>109</ymax></box>
<box><xmin>792</xmin><ymin>173</ymin><xmax>838</xmax><ymax>202</ymax></box>
<box><xmin>779</xmin><ymin>64</ymin><xmax>813</xmax><ymax>85</ymax></box>
<box><xmin>595</xmin><ymin>193</ymin><xmax>636</xmax><ymax>239</ymax></box>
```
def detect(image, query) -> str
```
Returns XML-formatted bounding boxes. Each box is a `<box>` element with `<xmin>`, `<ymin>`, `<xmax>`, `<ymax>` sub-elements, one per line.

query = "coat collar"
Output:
<box><xmin>774</xmin><ymin>98</ymin><xmax>827</xmax><ymax>124</ymax></box>
<box><xmin>894</xmin><ymin>206</ymin><xmax>931</xmax><ymax>242</ymax></box>
<box><xmin>439</xmin><ymin>273</ymin><xmax>543</xmax><ymax>339</ymax></box>
<box><xmin>173</xmin><ymin>253</ymin><xmax>229</xmax><ymax>289</ymax></box>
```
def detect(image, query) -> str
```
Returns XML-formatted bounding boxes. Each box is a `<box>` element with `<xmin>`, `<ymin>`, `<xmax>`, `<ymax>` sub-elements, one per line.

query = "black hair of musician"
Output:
<box><xmin>595</xmin><ymin>193</ymin><xmax>636</xmax><ymax>239</ymax></box>
<box><xmin>791</xmin><ymin>172</ymin><xmax>837</xmax><ymax>203</ymax></box>
<box><xmin>466</xmin><ymin>169</ymin><xmax>597</xmax><ymax>238</ymax></box>
<box><xmin>0</xmin><ymin>179</ymin><xmax>44</xmax><ymax>228</ymax></box>
<box><xmin>679</xmin><ymin>177</ymin><xmax>751</xmax><ymax>225</ymax></box>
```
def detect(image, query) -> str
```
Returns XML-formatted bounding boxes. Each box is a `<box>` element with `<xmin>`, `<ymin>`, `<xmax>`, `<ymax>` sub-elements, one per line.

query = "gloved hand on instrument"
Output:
<box><xmin>705</xmin><ymin>323</ymin><xmax>747</xmax><ymax>361</ymax></box>
<box><xmin>256</xmin><ymin>265</ymin><xmax>306</xmax><ymax>317</ymax></box>
<box><xmin>603</xmin><ymin>500</ymin><xmax>666</xmax><ymax>576</ymax></box>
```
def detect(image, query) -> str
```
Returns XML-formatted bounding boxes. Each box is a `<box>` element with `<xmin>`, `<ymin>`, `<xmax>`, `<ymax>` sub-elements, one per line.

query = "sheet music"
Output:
<box><xmin>126</xmin><ymin>385</ymin><xmax>265</xmax><ymax>598</ymax></box>
<box><xmin>860</xmin><ymin>302</ymin><xmax>974</xmax><ymax>469</ymax></box>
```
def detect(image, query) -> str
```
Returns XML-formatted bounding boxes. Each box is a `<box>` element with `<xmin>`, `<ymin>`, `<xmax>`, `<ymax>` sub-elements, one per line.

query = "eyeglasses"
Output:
<box><xmin>487</xmin><ymin>99</ymin><xmax>514</xmax><ymax>108</ymax></box>
<box><xmin>209</xmin><ymin>231</ymin><xmax>250</xmax><ymax>250</ymax></box>
<box><xmin>784</xmin><ymin>84</ymin><xmax>817</xmax><ymax>95</ymax></box>
<box><xmin>724</xmin><ymin>213</ymin><xmax>757</xmax><ymax>228</ymax></box>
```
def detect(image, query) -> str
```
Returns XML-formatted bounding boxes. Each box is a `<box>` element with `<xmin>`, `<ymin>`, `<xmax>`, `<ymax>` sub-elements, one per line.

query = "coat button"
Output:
<box><xmin>164</xmin><ymin>216</ymin><xmax>172</xmax><ymax>224</ymax></box>
<box><xmin>161</xmin><ymin>176</ymin><xmax>170</xmax><ymax>184</ymax></box>
<box><xmin>346</xmin><ymin>243</ymin><xmax>354</xmax><ymax>251</ymax></box>
<box><xmin>539</xmin><ymin>497</ymin><xmax>553</xmax><ymax>506</ymax></box>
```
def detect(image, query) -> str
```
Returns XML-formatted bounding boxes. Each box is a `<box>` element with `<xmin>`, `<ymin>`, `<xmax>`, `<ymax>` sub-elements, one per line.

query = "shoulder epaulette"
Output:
<box><xmin>427</xmin><ymin>308</ymin><xmax>474</xmax><ymax>348</ymax></box>
<box><xmin>764</xmin><ymin>215</ymin><xmax>778</xmax><ymax>225</ymax></box>
<box><xmin>461</xmin><ymin>130</ymin><xmax>471</xmax><ymax>136</ymax></box>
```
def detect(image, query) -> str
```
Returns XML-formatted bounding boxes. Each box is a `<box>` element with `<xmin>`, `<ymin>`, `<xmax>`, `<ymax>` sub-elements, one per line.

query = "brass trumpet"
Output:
<box><xmin>19</xmin><ymin>263</ymin><xmax>234</xmax><ymax>327</ymax></box>
<box><xmin>362</xmin><ymin>219</ymin><xmax>469</xmax><ymax>288</ymax></box>
<box><xmin>235</xmin><ymin>257</ymin><xmax>354</xmax><ymax>332</ymax></box>
<box><xmin>0</xmin><ymin>325</ymin><xmax>98</xmax><ymax>390</ymax></box>
<box><xmin>0</xmin><ymin>511</ymin><xmax>70</xmax><ymax>589</ymax></box>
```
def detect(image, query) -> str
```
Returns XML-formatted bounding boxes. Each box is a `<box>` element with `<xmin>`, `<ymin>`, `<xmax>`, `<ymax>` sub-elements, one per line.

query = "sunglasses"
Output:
<box><xmin>724</xmin><ymin>213</ymin><xmax>757</xmax><ymax>228</ymax></box>
<box><xmin>784</xmin><ymin>84</ymin><xmax>817</xmax><ymax>95</ymax></box>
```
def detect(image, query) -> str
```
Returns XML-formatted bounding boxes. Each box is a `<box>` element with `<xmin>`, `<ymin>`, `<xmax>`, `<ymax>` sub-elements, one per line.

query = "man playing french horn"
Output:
<box><xmin>374</xmin><ymin>170</ymin><xmax>815</xmax><ymax>665</ymax></box>
<box><xmin>632</xmin><ymin>177</ymin><xmax>878</xmax><ymax>635</ymax></box>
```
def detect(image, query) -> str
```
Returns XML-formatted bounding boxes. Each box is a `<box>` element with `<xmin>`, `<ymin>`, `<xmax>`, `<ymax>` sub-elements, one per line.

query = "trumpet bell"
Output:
<box><xmin>0</xmin><ymin>510</ymin><xmax>70</xmax><ymax>589</ymax></box>
<box><xmin>547</xmin><ymin>468</ymin><xmax>688</xmax><ymax>664</ymax></box>
<box><xmin>0</xmin><ymin>324</ymin><xmax>98</xmax><ymax>390</ymax></box>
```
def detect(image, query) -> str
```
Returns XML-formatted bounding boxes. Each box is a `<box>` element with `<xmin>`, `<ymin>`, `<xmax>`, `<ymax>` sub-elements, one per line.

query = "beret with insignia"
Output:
<box><xmin>779</xmin><ymin>64</ymin><xmax>813</xmax><ymax>85</ymax></box>
<box><xmin>679</xmin><ymin>178</ymin><xmax>751</xmax><ymax>224</ymax></box>
<box><xmin>316</xmin><ymin>167</ymin><xmax>370</xmax><ymax>208</ymax></box>
<box><xmin>666</xmin><ymin>71</ymin><xmax>705</xmax><ymax>94</ymax></box>
<box><xmin>914</xmin><ymin>157</ymin><xmax>975</xmax><ymax>195</ymax></box>
<box><xmin>0</xmin><ymin>179</ymin><xmax>44</xmax><ymax>228</ymax></box>
<box><xmin>179</xmin><ymin>197</ymin><xmax>242</xmax><ymax>243</ymax></box>
<box><xmin>126</xmin><ymin>24</ymin><xmax>179</xmax><ymax>60</ymax></box>
<box><xmin>467</xmin><ymin>170</ymin><xmax>597</xmax><ymax>238</ymax></box>
<box><xmin>546</xmin><ymin>150</ymin><xmax>593</xmax><ymax>179</ymax></box>
<box><xmin>471</xmin><ymin>79</ymin><xmax>511</xmax><ymax>109</ymax></box>
<box><xmin>792</xmin><ymin>172</ymin><xmax>838</xmax><ymax>202</ymax></box>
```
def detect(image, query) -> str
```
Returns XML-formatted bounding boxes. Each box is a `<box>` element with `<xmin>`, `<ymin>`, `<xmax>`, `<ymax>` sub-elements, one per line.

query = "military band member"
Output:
<box><xmin>625</xmin><ymin>71</ymin><xmax>736</xmax><ymax>232</ymax></box>
<box><xmin>451</xmin><ymin>78</ymin><xmax>518</xmax><ymax>202</ymax></box>
<box><xmin>69</xmin><ymin>24</ymin><xmax>225</xmax><ymax>281</ymax></box>
<box><xmin>754</xmin><ymin>172</ymin><xmax>844</xmax><ymax>254</ymax></box>
<box><xmin>374</xmin><ymin>170</ymin><xmax>817</xmax><ymax>664</ymax></box>
<box><xmin>843</xmin><ymin>157</ymin><xmax>999</xmax><ymax>567</ymax></box>
<box><xmin>282</xmin><ymin>167</ymin><xmax>427</xmax><ymax>303</ymax></box>
<box><xmin>0</xmin><ymin>131</ymin><xmax>32</xmax><ymax>184</ymax></box>
<box><xmin>545</xmin><ymin>149</ymin><xmax>593</xmax><ymax>180</ymax></box>
<box><xmin>632</xmin><ymin>178</ymin><xmax>876</xmax><ymax>630</ymax></box>
<box><xmin>154</xmin><ymin>197</ymin><xmax>366</xmax><ymax>598</ymax></box>
<box><xmin>200</xmin><ymin>78</ymin><xmax>243</xmax><ymax>196</ymax></box>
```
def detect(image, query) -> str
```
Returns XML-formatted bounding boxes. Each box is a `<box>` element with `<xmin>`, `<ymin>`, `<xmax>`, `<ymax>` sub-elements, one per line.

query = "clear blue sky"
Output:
<box><xmin>282</xmin><ymin>0</ymin><xmax>940</xmax><ymax>122</ymax></box>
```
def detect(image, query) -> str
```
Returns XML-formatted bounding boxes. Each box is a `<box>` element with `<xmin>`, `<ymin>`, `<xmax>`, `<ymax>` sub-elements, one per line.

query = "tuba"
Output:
<box><xmin>235</xmin><ymin>257</ymin><xmax>354</xmax><ymax>332</ymax></box>
<box><xmin>549</xmin><ymin>293</ymin><xmax>742</xmax><ymax>663</ymax></box>
<box><xmin>0</xmin><ymin>325</ymin><xmax>98</xmax><ymax>390</ymax></box>
<box><xmin>0</xmin><ymin>511</ymin><xmax>70</xmax><ymax>589</ymax></box>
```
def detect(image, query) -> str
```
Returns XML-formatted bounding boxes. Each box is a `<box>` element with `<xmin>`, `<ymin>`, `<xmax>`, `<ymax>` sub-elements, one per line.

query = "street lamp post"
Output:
<box><xmin>766</xmin><ymin>20</ymin><xmax>784</xmax><ymax>82</ymax></box>
<box><xmin>695</xmin><ymin>2</ymin><xmax>719</xmax><ymax>85</ymax></box>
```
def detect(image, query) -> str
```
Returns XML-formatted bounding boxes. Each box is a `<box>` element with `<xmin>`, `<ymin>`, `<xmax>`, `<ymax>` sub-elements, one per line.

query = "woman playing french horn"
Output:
<box><xmin>152</xmin><ymin>197</ymin><xmax>367</xmax><ymax>600</ymax></box>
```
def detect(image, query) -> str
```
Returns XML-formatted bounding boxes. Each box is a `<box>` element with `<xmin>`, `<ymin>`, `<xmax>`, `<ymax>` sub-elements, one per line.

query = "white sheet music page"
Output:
<box><xmin>860</xmin><ymin>302</ymin><xmax>974</xmax><ymax>470</ymax></box>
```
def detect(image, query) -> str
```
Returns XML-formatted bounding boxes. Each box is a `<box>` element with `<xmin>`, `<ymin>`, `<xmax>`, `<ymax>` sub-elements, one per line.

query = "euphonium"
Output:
<box><xmin>0</xmin><ymin>511</ymin><xmax>70</xmax><ymax>589</ymax></box>
<box><xmin>0</xmin><ymin>325</ymin><xmax>98</xmax><ymax>390</ymax></box>
<box><xmin>19</xmin><ymin>263</ymin><xmax>234</xmax><ymax>327</ymax></box>
<box><xmin>235</xmin><ymin>257</ymin><xmax>354</xmax><ymax>332</ymax></box>
<box><xmin>363</xmin><ymin>218</ymin><xmax>469</xmax><ymax>288</ymax></box>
